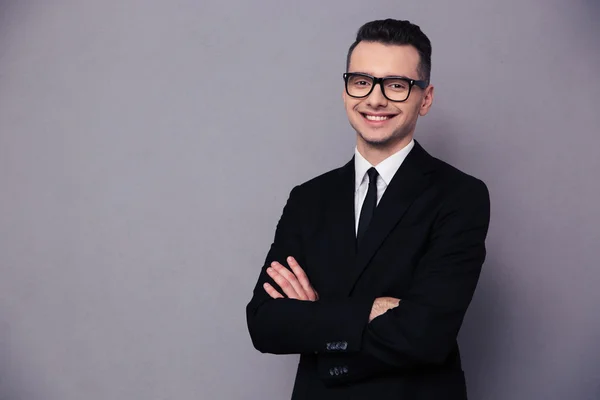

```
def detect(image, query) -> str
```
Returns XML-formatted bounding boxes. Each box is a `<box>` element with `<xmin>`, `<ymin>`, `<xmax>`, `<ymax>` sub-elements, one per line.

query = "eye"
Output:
<box><xmin>385</xmin><ymin>79</ymin><xmax>409</xmax><ymax>91</ymax></box>
<box><xmin>353</xmin><ymin>79</ymin><xmax>371</xmax><ymax>87</ymax></box>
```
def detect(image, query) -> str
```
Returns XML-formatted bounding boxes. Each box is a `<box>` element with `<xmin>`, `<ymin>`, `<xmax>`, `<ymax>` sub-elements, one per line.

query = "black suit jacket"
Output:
<box><xmin>246</xmin><ymin>141</ymin><xmax>491</xmax><ymax>399</ymax></box>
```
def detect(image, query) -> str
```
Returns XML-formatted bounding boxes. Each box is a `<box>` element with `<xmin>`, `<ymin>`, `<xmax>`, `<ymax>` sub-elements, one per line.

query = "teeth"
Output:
<box><xmin>365</xmin><ymin>114</ymin><xmax>390</xmax><ymax>121</ymax></box>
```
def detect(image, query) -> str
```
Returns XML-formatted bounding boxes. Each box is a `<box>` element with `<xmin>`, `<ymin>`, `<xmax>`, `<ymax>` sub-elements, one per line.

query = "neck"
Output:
<box><xmin>357</xmin><ymin>135</ymin><xmax>413</xmax><ymax>166</ymax></box>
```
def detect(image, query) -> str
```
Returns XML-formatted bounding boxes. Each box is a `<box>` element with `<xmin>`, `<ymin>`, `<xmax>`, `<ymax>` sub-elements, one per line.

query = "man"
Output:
<box><xmin>246</xmin><ymin>19</ymin><xmax>490</xmax><ymax>400</ymax></box>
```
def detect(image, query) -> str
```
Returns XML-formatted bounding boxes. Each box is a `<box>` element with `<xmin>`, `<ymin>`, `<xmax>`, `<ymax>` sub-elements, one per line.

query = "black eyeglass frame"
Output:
<box><xmin>343</xmin><ymin>72</ymin><xmax>429</xmax><ymax>102</ymax></box>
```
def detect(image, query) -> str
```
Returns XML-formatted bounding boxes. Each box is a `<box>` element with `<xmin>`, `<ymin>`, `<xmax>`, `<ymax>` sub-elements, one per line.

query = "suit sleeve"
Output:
<box><xmin>317</xmin><ymin>178</ymin><xmax>491</xmax><ymax>385</ymax></box>
<box><xmin>246</xmin><ymin>185</ymin><xmax>375</xmax><ymax>355</ymax></box>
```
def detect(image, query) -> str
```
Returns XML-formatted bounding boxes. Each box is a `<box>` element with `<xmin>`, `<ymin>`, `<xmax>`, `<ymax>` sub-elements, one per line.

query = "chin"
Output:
<box><xmin>358</xmin><ymin>132</ymin><xmax>395</xmax><ymax>147</ymax></box>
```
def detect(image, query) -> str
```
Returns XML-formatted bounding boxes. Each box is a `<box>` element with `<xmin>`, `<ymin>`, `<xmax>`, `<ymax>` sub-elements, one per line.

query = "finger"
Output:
<box><xmin>287</xmin><ymin>257</ymin><xmax>317</xmax><ymax>301</ymax></box>
<box><xmin>272</xmin><ymin>261</ymin><xmax>308</xmax><ymax>300</ymax></box>
<box><xmin>270</xmin><ymin>262</ymin><xmax>307</xmax><ymax>300</ymax></box>
<box><xmin>267</xmin><ymin>265</ymin><xmax>301</xmax><ymax>299</ymax></box>
<box><xmin>263</xmin><ymin>282</ymin><xmax>284</xmax><ymax>299</ymax></box>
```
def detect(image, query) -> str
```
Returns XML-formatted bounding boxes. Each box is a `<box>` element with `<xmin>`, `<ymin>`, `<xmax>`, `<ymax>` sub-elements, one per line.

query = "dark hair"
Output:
<box><xmin>346</xmin><ymin>19</ymin><xmax>432</xmax><ymax>84</ymax></box>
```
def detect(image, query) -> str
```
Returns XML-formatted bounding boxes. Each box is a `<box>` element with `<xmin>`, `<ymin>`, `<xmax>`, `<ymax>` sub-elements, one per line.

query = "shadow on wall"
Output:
<box><xmin>457</xmin><ymin>251</ymin><xmax>507</xmax><ymax>400</ymax></box>
<box><xmin>583</xmin><ymin>0</ymin><xmax>600</xmax><ymax>14</ymax></box>
<box><xmin>1</xmin><ymin>2</ymin><xmax>28</xmax><ymax>397</ymax></box>
<box><xmin>553</xmin><ymin>2</ymin><xmax>599</xmax><ymax>399</ymax></box>
<box><xmin>577</xmin><ymin>0</ymin><xmax>600</xmax><ymax>67</ymax></box>
<box><xmin>0</xmin><ymin>321</ymin><xmax>20</xmax><ymax>400</ymax></box>
<box><xmin>0</xmin><ymin>0</ymin><xmax>19</xmax><ymax>36</ymax></box>
<box><xmin>419</xmin><ymin>120</ymin><xmax>510</xmax><ymax>399</ymax></box>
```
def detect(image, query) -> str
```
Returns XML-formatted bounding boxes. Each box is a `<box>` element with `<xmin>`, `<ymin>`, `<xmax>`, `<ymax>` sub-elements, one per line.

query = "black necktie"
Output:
<box><xmin>357</xmin><ymin>167</ymin><xmax>379</xmax><ymax>244</ymax></box>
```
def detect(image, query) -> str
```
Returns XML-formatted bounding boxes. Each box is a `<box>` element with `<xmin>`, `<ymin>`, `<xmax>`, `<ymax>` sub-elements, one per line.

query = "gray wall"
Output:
<box><xmin>0</xmin><ymin>0</ymin><xmax>598</xmax><ymax>399</ymax></box>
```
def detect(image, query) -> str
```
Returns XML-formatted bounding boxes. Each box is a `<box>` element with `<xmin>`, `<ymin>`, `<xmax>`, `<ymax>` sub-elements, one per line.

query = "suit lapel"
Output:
<box><xmin>322</xmin><ymin>158</ymin><xmax>356</xmax><ymax>296</ymax></box>
<box><xmin>343</xmin><ymin>141</ymin><xmax>436</xmax><ymax>295</ymax></box>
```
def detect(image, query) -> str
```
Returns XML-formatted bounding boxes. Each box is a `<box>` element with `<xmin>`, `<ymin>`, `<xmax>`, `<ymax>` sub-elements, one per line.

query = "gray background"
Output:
<box><xmin>0</xmin><ymin>0</ymin><xmax>598</xmax><ymax>399</ymax></box>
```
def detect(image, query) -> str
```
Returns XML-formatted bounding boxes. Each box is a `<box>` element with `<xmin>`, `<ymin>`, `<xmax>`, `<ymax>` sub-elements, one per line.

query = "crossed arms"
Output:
<box><xmin>264</xmin><ymin>256</ymin><xmax>400</xmax><ymax>322</ymax></box>
<box><xmin>246</xmin><ymin>178</ymin><xmax>490</xmax><ymax>384</ymax></box>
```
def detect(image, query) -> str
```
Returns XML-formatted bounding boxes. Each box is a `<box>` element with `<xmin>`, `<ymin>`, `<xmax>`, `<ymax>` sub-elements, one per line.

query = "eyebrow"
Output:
<box><xmin>349</xmin><ymin>71</ymin><xmax>418</xmax><ymax>80</ymax></box>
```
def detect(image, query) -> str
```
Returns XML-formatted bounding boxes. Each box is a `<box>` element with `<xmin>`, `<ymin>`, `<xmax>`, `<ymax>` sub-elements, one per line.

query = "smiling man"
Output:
<box><xmin>246</xmin><ymin>19</ymin><xmax>490</xmax><ymax>400</ymax></box>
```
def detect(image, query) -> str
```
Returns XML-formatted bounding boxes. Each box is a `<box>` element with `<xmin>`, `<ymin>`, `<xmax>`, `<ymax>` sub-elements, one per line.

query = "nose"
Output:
<box><xmin>365</xmin><ymin>82</ymin><xmax>388</xmax><ymax>108</ymax></box>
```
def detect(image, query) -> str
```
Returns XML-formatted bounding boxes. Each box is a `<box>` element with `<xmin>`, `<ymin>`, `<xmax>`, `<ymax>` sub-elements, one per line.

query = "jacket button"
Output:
<box><xmin>334</xmin><ymin>367</ymin><xmax>340</xmax><ymax>376</ymax></box>
<box><xmin>329</xmin><ymin>368</ymin><xmax>335</xmax><ymax>376</ymax></box>
<box><xmin>340</xmin><ymin>341</ymin><xmax>348</xmax><ymax>350</ymax></box>
<box><xmin>342</xmin><ymin>366</ymin><xmax>349</xmax><ymax>374</ymax></box>
<box><xmin>326</xmin><ymin>342</ymin><xmax>332</xmax><ymax>350</ymax></box>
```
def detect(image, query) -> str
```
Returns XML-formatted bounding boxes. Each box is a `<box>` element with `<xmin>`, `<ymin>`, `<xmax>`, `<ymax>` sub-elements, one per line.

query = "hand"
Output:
<box><xmin>263</xmin><ymin>256</ymin><xmax>319</xmax><ymax>301</ymax></box>
<box><xmin>369</xmin><ymin>297</ymin><xmax>400</xmax><ymax>322</ymax></box>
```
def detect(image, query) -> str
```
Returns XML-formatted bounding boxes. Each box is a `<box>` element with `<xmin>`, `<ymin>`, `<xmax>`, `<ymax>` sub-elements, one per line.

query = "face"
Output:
<box><xmin>343</xmin><ymin>41</ymin><xmax>434</xmax><ymax>155</ymax></box>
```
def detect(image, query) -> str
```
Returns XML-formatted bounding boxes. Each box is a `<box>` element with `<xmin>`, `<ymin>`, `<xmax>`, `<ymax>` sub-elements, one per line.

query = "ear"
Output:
<box><xmin>419</xmin><ymin>85</ymin><xmax>434</xmax><ymax>116</ymax></box>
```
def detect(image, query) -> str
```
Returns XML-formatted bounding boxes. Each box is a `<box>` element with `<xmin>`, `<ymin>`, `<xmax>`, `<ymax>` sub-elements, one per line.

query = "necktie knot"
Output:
<box><xmin>367</xmin><ymin>167</ymin><xmax>378</xmax><ymax>185</ymax></box>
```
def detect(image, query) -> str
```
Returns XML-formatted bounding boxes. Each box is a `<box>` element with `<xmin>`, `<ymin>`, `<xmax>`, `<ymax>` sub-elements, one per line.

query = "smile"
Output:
<box><xmin>361</xmin><ymin>113</ymin><xmax>397</xmax><ymax>122</ymax></box>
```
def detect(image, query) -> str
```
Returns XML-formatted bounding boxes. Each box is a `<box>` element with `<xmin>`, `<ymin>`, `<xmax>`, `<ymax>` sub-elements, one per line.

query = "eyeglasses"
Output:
<box><xmin>343</xmin><ymin>72</ymin><xmax>428</xmax><ymax>102</ymax></box>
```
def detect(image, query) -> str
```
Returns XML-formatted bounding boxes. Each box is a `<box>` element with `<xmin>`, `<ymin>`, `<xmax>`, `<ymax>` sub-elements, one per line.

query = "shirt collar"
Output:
<box><xmin>354</xmin><ymin>139</ymin><xmax>415</xmax><ymax>190</ymax></box>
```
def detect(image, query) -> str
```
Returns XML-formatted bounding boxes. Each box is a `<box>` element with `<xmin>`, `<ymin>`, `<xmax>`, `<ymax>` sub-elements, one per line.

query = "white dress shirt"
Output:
<box><xmin>354</xmin><ymin>139</ymin><xmax>415</xmax><ymax>235</ymax></box>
